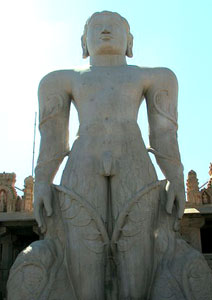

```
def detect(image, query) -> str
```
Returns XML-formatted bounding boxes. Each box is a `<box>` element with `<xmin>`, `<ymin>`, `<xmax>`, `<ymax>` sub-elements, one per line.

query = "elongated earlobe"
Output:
<box><xmin>126</xmin><ymin>33</ymin><xmax>133</xmax><ymax>58</ymax></box>
<box><xmin>81</xmin><ymin>35</ymin><xmax>89</xmax><ymax>59</ymax></box>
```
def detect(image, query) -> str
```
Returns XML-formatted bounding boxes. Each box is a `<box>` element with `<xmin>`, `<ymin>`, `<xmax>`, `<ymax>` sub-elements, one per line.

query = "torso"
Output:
<box><xmin>60</xmin><ymin>65</ymin><xmax>157</xmax><ymax>181</ymax></box>
<box><xmin>69</xmin><ymin>65</ymin><xmax>151</xmax><ymax>152</ymax></box>
<box><xmin>71</xmin><ymin>65</ymin><xmax>148</xmax><ymax>124</ymax></box>
<box><xmin>52</xmin><ymin>65</ymin><xmax>158</xmax><ymax>181</ymax></box>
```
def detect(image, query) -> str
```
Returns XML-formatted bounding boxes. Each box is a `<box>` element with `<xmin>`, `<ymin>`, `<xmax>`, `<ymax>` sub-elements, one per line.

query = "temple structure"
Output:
<box><xmin>182</xmin><ymin>163</ymin><xmax>212</xmax><ymax>270</ymax></box>
<box><xmin>0</xmin><ymin>173</ymin><xmax>40</xmax><ymax>300</ymax></box>
<box><xmin>0</xmin><ymin>173</ymin><xmax>34</xmax><ymax>213</ymax></box>
<box><xmin>0</xmin><ymin>164</ymin><xmax>212</xmax><ymax>299</ymax></box>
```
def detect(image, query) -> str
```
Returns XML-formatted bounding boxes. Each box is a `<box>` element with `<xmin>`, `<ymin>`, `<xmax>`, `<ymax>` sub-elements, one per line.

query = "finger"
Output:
<box><xmin>44</xmin><ymin>196</ymin><xmax>53</xmax><ymax>217</ymax></box>
<box><xmin>40</xmin><ymin>222</ymin><xmax>47</xmax><ymax>234</ymax></box>
<box><xmin>174</xmin><ymin>218</ymin><xmax>180</xmax><ymax>232</ymax></box>
<box><xmin>166</xmin><ymin>189</ymin><xmax>175</xmax><ymax>215</ymax></box>
<box><xmin>177</xmin><ymin>195</ymin><xmax>185</xmax><ymax>219</ymax></box>
<box><xmin>35</xmin><ymin>202</ymin><xmax>46</xmax><ymax>233</ymax></box>
<box><xmin>34</xmin><ymin>201</ymin><xmax>43</xmax><ymax>228</ymax></box>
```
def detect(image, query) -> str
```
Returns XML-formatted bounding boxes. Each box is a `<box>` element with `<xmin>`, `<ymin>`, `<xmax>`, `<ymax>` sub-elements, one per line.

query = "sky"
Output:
<box><xmin>0</xmin><ymin>0</ymin><xmax>211</xmax><ymax>194</ymax></box>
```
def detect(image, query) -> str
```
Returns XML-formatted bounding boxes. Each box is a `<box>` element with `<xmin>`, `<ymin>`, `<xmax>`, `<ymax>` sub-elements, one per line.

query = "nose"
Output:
<box><xmin>101</xmin><ymin>28</ymin><xmax>111</xmax><ymax>34</ymax></box>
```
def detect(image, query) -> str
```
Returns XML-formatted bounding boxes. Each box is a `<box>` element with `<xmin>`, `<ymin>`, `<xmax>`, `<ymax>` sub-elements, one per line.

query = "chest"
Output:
<box><xmin>72</xmin><ymin>69</ymin><xmax>144</xmax><ymax>104</ymax></box>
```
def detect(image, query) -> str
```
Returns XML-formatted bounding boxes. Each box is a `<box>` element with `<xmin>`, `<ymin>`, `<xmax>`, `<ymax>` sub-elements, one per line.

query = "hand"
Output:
<box><xmin>34</xmin><ymin>182</ymin><xmax>53</xmax><ymax>232</ymax></box>
<box><xmin>165</xmin><ymin>178</ymin><xmax>185</xmax><ymax>220</ymax></box>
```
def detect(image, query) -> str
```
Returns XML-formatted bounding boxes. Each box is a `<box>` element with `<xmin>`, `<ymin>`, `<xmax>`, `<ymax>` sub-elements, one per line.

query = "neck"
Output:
<box><xmin>90</xmin><ymin>55</ymin><xmax>127</xmax><ymax>67</ymax></box>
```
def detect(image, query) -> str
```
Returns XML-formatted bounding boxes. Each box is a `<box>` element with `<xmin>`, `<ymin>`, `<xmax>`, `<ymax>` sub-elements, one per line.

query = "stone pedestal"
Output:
<box><xmin>181</xmin><ymin>216</ymin><xmax>205</xmax><ymax>252</ymax></box>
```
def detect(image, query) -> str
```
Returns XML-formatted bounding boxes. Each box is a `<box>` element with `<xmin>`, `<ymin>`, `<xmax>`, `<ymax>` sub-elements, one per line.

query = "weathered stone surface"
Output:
<box><xmin>181</xmin><ymin>216</ymin><xmax>205</xmax><ymax>252</ymax></box>
<box><xmin>0</xmin><ymin>173</ymin><xmax>17</xmax><ymax>212</ymax></box>
<box><xmin>0</xmin><ymin>173</ymin><xmax>34</xmax><ymax>214</ymax></box>
<box><xmin>201</xmin><ymin>163</ymin><xmax>212</xmax><ymax>204</ymax></box>
<box><xmin>22</xmin><ymin>176</ymin><xmax>34</xmax><ymax>212</ymax></box>
<box><xmin>186</xmin><ymin>170</ymin><xmax>201</xmax><ymax>204</ymax></box>
<box><xmin>186</xmin><ymin>164</ymin><xmax>212</xmax><ymax>205</ymax></box>
<box><xmin>207</xmin><ymin>163</ymin><xmax>212</xmax><ymax>188</ymax></box>
<box><xmin>7</xmin><ymin>11</ymin><xmax>212</xmax><ymax>299</ymax></box>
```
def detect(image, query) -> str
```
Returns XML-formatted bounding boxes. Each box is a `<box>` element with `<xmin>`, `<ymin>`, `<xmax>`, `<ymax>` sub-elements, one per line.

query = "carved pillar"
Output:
<box><xmin>181</xmin><ymin>217</ymin><xmax>205</xmax><ymax>252</ymax></box>
<box><xmin>186</xmin><ymin>170</ymin><xmax>202</xmax><ymax>204</ymax></box>
<box><xmin>0</xmin><ymin>173</ymin><xmax>18</xmax><ymax>212</ymax></box>
<box><xmin>207</xmin><ymin>163</ymin><xmax>212</xmax><ymax>189</ymax></box>
<box><xmin>22</xmin><ymin>176</ymin><xmax>34</xmax><ymax>212</ymax></box>
<box><xmin>200</xmin><ymin>163</ymin><xmax>212</xmax><ymax>204</ymax></box>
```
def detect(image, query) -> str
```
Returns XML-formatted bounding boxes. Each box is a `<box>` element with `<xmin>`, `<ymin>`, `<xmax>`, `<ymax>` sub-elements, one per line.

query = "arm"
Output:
<box><xmin>34</xmin><ymin>71</ymin><xmax>71</xmax><ymax>230</ymax></box>
<box><xmin>145</xmin><ymin>68</ymin><xmax>185</xmax><ymax>219</ymax></box>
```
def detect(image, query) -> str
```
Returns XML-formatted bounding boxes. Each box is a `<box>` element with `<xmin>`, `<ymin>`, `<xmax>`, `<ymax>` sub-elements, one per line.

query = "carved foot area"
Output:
<box><xmin>186</xmin><ymin>256</ymin><xmax>212</xmax><ymax>300</ymax></box>
<box><xmin>7</xmin><ymin>239</ymin><xmax>59</xmax><ymax>300</ymax></box>
<box><xmin>151</xmin><ymin>248</ymin><xmax>212</xmax><ymax>300</ymax></box>
<box><xmin>150</xmin><ymin>185</ymin><xmax>212</xmax><ymax>300</ymax></box>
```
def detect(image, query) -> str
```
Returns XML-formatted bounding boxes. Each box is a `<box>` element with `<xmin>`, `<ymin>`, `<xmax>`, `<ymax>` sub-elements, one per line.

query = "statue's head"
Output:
<box><xmin>81</xmin><ymin>11</ymin><xmax>133</xmax><ymax>59</ymax></box>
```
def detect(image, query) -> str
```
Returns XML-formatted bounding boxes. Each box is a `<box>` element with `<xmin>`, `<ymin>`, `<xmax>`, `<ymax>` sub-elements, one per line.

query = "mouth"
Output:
<box><xmin>100</xmin><ymin>34</ymin><xmax>113</xmax><ymax>41</ymax></box>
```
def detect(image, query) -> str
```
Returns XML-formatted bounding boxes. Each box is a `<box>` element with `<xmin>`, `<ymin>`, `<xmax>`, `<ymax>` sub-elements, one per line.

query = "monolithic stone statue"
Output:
<box><xmin>7</xmin><ymin>11</ymin><xmax>212</xmax><ymax>300</ymax></box>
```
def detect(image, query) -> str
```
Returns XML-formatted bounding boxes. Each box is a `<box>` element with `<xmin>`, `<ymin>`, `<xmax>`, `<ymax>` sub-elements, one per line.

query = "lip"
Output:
<box><xmin>99</xmin><ymin>34</ymin><xmax>113</xmax><ymax>41</ymax></box>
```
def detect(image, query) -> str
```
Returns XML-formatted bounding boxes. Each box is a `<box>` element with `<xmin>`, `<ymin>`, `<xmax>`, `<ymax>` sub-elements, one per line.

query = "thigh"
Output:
<box><xmin>62</xmin><ymin>153</ymin><xmax>108</xmax><ymax>221</ymax></box>
<box><xmin>111</xmin><ymin>152</ymin><xmax>157</xmax><ymax>219</ymax></box>
<box><xmin>116</xmin><ymin>188</ymin><xmax>159</xmax><ymax>299</ymax></box>
<box><xmin>63</xmin><ymin>204</ymin><xmax>106</xmax><ymax>300</ymax></box>
<box><xmin>60</xmin><ymin>157</ymin><xmax>108</xmax><ymax>299</ymax></box>
<box><xmin>111</xmin><ymin>156</ymin><xmax>159</xmax><ymax>299</ymax></box>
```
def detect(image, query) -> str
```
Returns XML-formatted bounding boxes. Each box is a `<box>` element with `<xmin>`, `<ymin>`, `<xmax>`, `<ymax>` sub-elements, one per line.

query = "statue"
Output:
<box><xmin>7</xmin><ymin>11</ymin><xmax>212</xmax><ymax>300</ymax></box>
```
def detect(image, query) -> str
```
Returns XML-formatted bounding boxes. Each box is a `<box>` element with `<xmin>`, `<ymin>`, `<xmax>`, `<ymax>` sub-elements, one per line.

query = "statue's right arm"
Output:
<box><xmin>34</xmin><ymin>71</ymin><xmax>71</xmax><ymax>230</ymax></box>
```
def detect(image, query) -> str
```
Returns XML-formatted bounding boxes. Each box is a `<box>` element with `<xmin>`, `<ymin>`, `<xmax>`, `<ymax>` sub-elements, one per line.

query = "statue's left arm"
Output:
<box><xmin>34</xmin><ymin>71</ymin><xmax>71</xmax><ymax>230</ymax></box>
<box><xmin>145</xmin><ymin>68</ymin><xmax>185</xmax><ymax>219</ymax></box>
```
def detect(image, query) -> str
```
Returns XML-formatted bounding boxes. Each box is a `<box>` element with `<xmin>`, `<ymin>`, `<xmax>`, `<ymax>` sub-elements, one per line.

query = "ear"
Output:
<box><xmin>126</xmin><ymin>33</ymin><xmax>133</xmax><ymax>58</ymax></box>
<box><xmin>81</xmin><ymin>35</ymin><xmax>89</xmax><ymax>59</ymax></box>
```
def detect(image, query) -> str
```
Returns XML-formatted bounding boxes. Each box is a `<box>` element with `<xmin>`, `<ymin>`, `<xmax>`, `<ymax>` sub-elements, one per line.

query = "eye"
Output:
<box><xmin>93</xmin><ymin>24</ymin><xmax>101</xmax><ymax>30</ymax></box>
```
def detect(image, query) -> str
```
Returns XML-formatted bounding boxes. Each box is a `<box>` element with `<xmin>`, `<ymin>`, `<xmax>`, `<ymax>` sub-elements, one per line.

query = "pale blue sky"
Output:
<box><xmin>0</xmin><ymin>0</ymin><xmax>211</xmax><ymax>192</ymax></box>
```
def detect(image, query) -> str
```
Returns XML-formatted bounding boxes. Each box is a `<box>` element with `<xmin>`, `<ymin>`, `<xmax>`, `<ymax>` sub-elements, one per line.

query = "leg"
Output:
<box><xmin>61</xmin><ymin>155</ymin><xmax>108</xmax><ymax>300</ymax></box>
<box><xmin>111</xmin><ymin>154</ymin><xmax>158</xmax><ymax>299</ymax></box>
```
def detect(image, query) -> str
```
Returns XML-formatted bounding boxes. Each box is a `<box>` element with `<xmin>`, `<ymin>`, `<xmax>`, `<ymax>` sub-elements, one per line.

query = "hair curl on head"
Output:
<box><xmin>81</xmin><ymin>11</ymin><xmax>133</xmax><ymax>59</ymax></box>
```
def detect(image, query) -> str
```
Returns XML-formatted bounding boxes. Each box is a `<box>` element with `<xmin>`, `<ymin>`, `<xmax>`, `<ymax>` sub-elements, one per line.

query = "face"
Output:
<box><xmin>86</xmin><ymin>14</ymin><xmax>128</xmax><ymax>56</ymax></box>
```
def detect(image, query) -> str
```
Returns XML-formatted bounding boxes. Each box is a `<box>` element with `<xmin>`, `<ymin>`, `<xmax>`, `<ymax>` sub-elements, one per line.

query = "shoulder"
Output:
<box><xmin>128</xmin><ymin>65</ymin><xmax>177</xmax><ymax>79</ymax></box>
<box><xmin>38</xmin><ymin>69</ymin><xmax>78</xmax><ymax>94</ymax></box>
<box><xmin>142</xmin><ymin>67</ymin><xmax>179</xmax><ymax>108</ymax></box>
<box><xmin>149</xmin><ymin>67</ymin><xmax>178</xmax><ymax>87</ymax></box>
<box><xmin>134</xmin><ymin>67</ymin><xmax>178</xmax><ymax>93</ymax></box>
<box><xmin>125</xmin><ymin>65</ymin><xmax>155</xmax><ymax>88</ymax></box>
<box><xmin>39</xmin><ymin>69</ymin><xmax>75</xmax><ymax>83</ymax></box>
<box><xmin>125</xmin><ymin>65</ymin><xmax>152</xmax><ymax>77</ymax></box>
<box><xmin>127</xmin><ymin>65</ymin><xmax>177</xmax><ymax>80</ymax></box>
